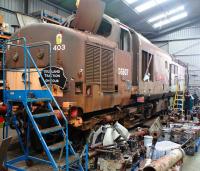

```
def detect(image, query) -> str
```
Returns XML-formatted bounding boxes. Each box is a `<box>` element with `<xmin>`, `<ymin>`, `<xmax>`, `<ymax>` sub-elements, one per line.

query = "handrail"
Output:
<box><xmin>26</xmin><ymin>40</ymin><xmax>69</xmax><ymax>171</ymax></box>
<box><xmin>26</xmin><ymin>45</ymin><xmax>67</xmax><ymax>124</ymax></box>
<box><xmin>27</xmin><ymin>41</ymin><xmax>52</xmax><ymax>90</ymax></box>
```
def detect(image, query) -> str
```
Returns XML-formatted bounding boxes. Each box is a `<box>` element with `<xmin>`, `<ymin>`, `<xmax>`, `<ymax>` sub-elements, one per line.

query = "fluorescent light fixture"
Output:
<box><xmin>125</xmin><ymin>0</ymin><xmax>138</xmax><ymax>4</ymax></box>
<box><xmin>148</xmin><ymin>5</ymin><xmax>185</xmax><ymax>23</ymax></box>
<box><xmin>153</xmin><ymin>12</ymin><xmax>188</xmax><ymax>28</ymax></box>
<box><xmin>135</xmin><ymin>0</ymin><xmax>168</xmax><ymax>13</ymax></box>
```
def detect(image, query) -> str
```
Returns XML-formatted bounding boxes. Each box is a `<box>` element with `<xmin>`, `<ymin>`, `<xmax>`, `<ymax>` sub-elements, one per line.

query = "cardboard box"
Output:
<box><xmin>0</xmin><ymin>15</ymin><xmax>4</xmax><ymax>25</ymax></box>
<box><xmin>2</xmin><ymin>22</ymin><xmax>9</xmax><ymax>32</ymax></box>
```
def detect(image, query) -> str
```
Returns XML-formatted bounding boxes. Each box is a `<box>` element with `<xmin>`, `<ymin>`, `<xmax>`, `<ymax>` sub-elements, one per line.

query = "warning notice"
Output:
<box><xmin>40</xmin><ymin>66</ymin><xmax>67</xmax><ymax>89</ymax></box>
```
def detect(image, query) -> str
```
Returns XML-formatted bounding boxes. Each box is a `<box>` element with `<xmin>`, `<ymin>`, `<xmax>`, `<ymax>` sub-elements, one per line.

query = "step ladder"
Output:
<box><xmin>173</xmin><ymin>81</ymin><xmax>185</xmax><ymax>115</ymax></box>
<box><xmin>2</xmin><ymin>37</ymin><xmax>87</xmax><ymax>171</ymax></box>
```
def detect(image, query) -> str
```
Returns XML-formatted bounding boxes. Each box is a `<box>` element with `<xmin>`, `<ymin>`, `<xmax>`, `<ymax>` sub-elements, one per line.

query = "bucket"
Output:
<box><xmin>144</xmin><ymin>135</ymin><xmax>153</xmax><ymax>147</ymax></box>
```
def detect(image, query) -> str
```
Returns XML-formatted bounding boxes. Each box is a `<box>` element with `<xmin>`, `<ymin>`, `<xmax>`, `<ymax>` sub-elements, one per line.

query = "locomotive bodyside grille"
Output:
<box><xmin>85</xmin><ymin>44</ymin><xmax>114</xmax><ymax>92</ymax></box>
<box><xmin>101</xmin><ymin>48</ymin><xmax>114</xmax><ymax>92</ymax></box>
<box><xmin>85</xmin><ymin>44</ymin><xmax>101</xmax><ymax>83</ymax></box>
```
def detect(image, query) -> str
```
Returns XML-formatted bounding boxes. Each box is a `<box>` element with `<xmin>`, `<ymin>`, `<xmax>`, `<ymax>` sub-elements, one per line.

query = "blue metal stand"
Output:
<box><xmin>2</xmin><ymin>37</ymin><xmax>87</xmax><ymax>171</ymax></box>
<box><xmin>195</xmin><ymin>137</ymin><xmax>200</xmax><ymax>152</ymax></box>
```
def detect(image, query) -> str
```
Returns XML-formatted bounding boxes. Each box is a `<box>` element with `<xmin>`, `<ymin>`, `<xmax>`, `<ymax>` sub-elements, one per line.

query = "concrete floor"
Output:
<box><xmin>182</xmin><ymin>151</ymin><xmax>200</xmax><ymax>171</ymax></box>
<box><xmin>1</xmin><ymin>128</ymin><xmax>200</xmax><ymax>171</ymax></box>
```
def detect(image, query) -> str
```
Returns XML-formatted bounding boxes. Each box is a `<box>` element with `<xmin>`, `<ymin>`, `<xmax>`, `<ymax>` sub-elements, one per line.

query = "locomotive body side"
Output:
<box><xmin>5</xmin><ymin>13</ymin><xmax>188</xmax><ymax>127</ymax></box>
<box><xmin>6</xmin><ymin>23</ymin><xmax>133</xmax><ymax>113</ymax></box>
<box><xmin>132</xmin><ymin>31</ymin><xmax>172</xmax><ymax>97</ymax></box>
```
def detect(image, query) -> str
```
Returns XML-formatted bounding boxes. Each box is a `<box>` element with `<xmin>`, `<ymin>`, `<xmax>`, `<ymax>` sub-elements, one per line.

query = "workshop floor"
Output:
<box><xmin>182</xmin><ymin>151</ymin><xmax>200</xmax><ymax>171</ymax></box>
<box><xmin>1</xmin><ymin>128</ymin><xmax>200</xmax><ymax>171</ymax></box>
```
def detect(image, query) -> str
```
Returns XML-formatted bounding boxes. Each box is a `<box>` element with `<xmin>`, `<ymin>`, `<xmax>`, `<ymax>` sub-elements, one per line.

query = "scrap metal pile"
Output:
<box><xmin>86</xmin><ymin>111</ymin><xmax>200</xmax><ymax>171</ymax></box>
<box><xmin>88</xmin><ymin>122</ymin><xmax>147</xmax><ymax>170</ymax></box>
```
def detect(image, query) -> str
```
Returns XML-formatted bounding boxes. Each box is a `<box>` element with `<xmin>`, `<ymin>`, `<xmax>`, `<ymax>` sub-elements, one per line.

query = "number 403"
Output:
<box><xmin>53</xmin><ymin>44</ymin><xmax>66</xmax><ymax>51</ymax></box>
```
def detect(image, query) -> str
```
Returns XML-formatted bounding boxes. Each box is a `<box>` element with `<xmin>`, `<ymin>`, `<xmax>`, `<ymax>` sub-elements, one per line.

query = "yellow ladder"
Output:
<box><xmin>173</xmin><ymin>81</ymin><xmax>185</xmax><ymax>114</ymax></box>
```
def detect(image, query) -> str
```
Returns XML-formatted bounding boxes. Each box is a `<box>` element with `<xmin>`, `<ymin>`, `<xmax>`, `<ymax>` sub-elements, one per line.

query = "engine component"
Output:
<box><xmin>103</xmin><ymin>125</ymin><xmax>115</xmax><ymax>146</ymax></box>
<box><xmin>114</xmin><ymin>122</ymin><xmax>130</xmax><ymax>140</ymax></box>
<box><xmin>143</xmin><ymin>148</ymin><xmax>184</xmax><ymax>171</ymax></box>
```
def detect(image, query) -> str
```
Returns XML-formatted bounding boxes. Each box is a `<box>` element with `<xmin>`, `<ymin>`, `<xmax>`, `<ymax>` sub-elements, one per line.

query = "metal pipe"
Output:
<box><xmin>143</xmin><ymin>149</ymin><xmax>185</xmax><ymax>171</ymax></box>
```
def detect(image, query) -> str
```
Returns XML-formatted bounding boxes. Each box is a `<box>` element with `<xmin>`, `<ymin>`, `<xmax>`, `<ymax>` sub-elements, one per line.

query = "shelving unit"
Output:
<box><xmin>0</xmin><ymin>31</ymin><xmax>11</xmax><ymax>102</ymax></box>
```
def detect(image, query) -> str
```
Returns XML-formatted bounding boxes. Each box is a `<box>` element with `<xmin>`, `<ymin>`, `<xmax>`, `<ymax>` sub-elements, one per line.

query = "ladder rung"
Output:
<box><xmin>33</xmin><ymin>112</ymin><xmax>55</xmax><ymax>118</ymax></box>
<box><xmin>48</xmin><ymin>141</ymin><xmax>65</xmax><ymax>151</ymax></box>
<box><xmin>173</xmin><ymin>108</ymin><xmax>184</xmax><ymax>110</ymax></box>
<box><xmin>27</xmin><ymin>98</ymin><xmax>52</xmax><ymax>103</ymax></box>
<box><xmin>40</xmin><ymin>126</ymin><xmax>63</xmax><ymax>134</ymax></box>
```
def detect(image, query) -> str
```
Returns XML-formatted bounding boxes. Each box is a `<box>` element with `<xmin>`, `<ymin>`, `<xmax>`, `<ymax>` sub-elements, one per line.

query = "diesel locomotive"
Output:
<box><xmin>5</xmin><ymin>0</ymin><xmax>187</xmax><ymax>131</ymax></box>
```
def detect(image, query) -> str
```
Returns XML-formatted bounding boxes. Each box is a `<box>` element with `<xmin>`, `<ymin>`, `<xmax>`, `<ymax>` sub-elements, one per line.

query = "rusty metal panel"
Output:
<box><xmin>101</xmin><ymin>48</ymin><xmax>114</xmax><ymax>92</ymax></box>
<box><xmin>85</xmin><ymin>44</ymin><xmax>101</xmax><ymax>83</ymax></box>
<box><xmin>0</xmin><ymin>0</ymin><xmax>24</xmax><ymax>11</ymax></box>
<box><xmin>73</xmin><ymin>0</ymin><xmax>105</xmax><ymax>33</ymax></box>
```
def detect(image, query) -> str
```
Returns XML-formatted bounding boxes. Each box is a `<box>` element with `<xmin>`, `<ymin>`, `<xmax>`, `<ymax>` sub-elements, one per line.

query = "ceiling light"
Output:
<box><xmin>125</xmin><ymin>0</ymin><xmax>138</xmax><ymax>4</ymax></box>
<box><xmin>135</xmin><ymin>0</ymin><xmax>168</xmax><ymax>13</ymax></box>
<box><xmin>153</xmin><ymin>12</ymin><xmax>188</xmax><ymax>28</ymax></box>
<box><xmin>148</xmin><ymin>5</ymin><xmax>185</xmax><ymax>23</ymax></box>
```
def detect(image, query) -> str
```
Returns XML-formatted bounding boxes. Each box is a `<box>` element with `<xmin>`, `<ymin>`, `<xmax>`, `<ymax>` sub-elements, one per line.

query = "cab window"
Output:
<box><xmin>97</xmin><ymin>19</ymin><xmax>112</xmax><ymax>37</ymax></box>
<box><xmin>120</xmin><ymin>28</ymin><xmax>130</xmax><ymax>52</ymax></box>
<box><xmin>142</xmin><ymin>50</ymin><xmax>154</xmax><ymax>81</ymax></box>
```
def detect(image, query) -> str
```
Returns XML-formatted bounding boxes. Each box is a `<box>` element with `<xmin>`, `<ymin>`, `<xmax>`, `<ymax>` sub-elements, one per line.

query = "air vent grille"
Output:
<box><xmin>85</xmin><ymin>44</ymin><xmax>114</xmax><ymax>92</ymax></box>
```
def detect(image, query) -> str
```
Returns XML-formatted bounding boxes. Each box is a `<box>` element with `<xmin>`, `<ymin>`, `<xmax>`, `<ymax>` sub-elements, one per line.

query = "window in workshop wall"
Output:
<box><xmin>174</xmin><ymin>65</ymin><xmax>178</xmax><ymax>75</ymax></box>
<box><xmin>120</xmin><ymin>28</ymin><xmax>130</xmax><ymax>52</ymax></box>
<box><xmin>171</xmin><ymin>64</ymin><xmax>175</xmax><ymax>74</ymax></box>
<box><xmin>165</xmin><ymin>61</ymin><xmax>168</xmax><ymax>69</ymax></box>
<box><xmin>142</xmin><ymin>50</ymin><xmax>154</xmax><ymax>81</ymax></box>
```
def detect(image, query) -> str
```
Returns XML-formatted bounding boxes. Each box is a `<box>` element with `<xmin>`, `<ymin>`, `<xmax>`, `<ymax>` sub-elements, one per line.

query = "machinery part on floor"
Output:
<box><xmin>90</xmin><ymin>122</ymin><xmax>130</xmax><ymax>147</ymax></box>
<box><xmin>88</xmin><ymin>123</ymin><xmax>146</xmax><ymax>170</ymax></box>
<box><xmin>3</xmin><ymin>38</ymin><xmax>87</xmax><ymax>171</ymax></box>
<box><xmin>173</xmin><ymin>80</ymin><xmax>185</xmax><ymax>115</ymax></box>
<box><xmin>0</xmin><ymin>137</ymin><xmax>12</xmax><ymax>171</ymax></box>
<box><xmin>148</xmin><ymin>117</ymin><xmax>162</xmax><ymax>138</ymax></box>
<box><xmin>114</xmin><ymin>122</ymin><xmax>130</xmax><ymax>140</ymax></box>
<box><xmin>143</xmin><ymin>148</ymin><xmax>185</xmax><ymax>171</ymax></box>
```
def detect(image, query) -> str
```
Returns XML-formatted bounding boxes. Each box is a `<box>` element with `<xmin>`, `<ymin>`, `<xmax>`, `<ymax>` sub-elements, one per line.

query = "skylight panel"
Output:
<box><xmin>153</xmin><ymin>12</ymin><xmax>188</xmax><ymax>28</ymax></box>
<box><xmin>148</xmin><ymin>5</ymin><xmax>185</xmax><ymax>23</ymax></box>
<box><xmin>135</xmin><ymin>0</ymin><xmax>168</xmax><ymax>13</ymax></box>
<box><xmin>125</xmin><ymin>0</ymin><xmax>138</xmax><ymax>4</ymax></box>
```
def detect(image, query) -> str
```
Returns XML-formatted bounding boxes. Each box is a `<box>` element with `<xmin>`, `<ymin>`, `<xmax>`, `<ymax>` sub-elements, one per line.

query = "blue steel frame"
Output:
<box><xmin>2</xmin><ymin>37</ymin><xmax>88</xmax><ymax>171</ymax></box>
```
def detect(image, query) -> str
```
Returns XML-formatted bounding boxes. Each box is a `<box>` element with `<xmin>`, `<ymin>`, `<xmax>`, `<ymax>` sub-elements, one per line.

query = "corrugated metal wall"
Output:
<box><xmin>0</xmin><ymin>0</ymin><xmax>25</xmax><ymax>32</ymax></box>
<box><xmin>28</xmin><ymin>0</ymin><xmax>57</xmax><ymax>13</ymax></box>
<box><xmin>0</xmin><ymin>0</ymin><xmax>24</xmax><ymax>11</ymax></box>
<box><xmin>0</xmin><ymin>0</ymin><xmax>70</xmax><ymax>32</ymax></box>
<box><xmin>152</xmin><ymin>23</ymin><xmax>200</xmax><ymax>95</ymax></box>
